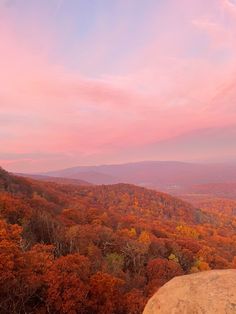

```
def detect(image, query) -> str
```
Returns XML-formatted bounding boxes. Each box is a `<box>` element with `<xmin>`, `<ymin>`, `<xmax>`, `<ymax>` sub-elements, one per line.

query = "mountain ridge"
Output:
<box><xmin>42</xmin><ymin>160</ymin><xmax>236</xmax><ymax>187</ymax></box>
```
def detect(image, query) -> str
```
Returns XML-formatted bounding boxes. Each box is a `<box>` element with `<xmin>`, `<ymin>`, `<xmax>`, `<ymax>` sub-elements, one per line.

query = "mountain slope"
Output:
<box><xmin>1</xmin><ymin>166</ymin><xmax>205</xmax><ymax>225</ymax></box>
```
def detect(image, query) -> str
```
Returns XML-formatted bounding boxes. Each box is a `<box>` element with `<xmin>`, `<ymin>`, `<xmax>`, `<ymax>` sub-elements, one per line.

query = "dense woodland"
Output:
<box><xmin>1</xmin><ymin>167</ymin><xmax>236</xmax><ymax>314</ymax></box>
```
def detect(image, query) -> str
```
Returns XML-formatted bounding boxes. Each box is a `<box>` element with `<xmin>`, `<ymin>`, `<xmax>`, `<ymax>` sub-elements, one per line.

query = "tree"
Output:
<box><xmin>123</xmin><ymin>289</ymin><xmax>147</xmax><ymax>314</ymax></box>
<box><xmin>105</xmin><ymin>253</ymin><xmax>124</xmax><ymax>277</ymax></box>
<box><xmin>88</xmin><ymin>272</ymin><xmax>124</xmax><ymax>314</ymax></box>
<box><xmin>45</xmin><ymin>254</ymin><xmax>90</xmax><ymax>313</ymax></box>
<box><xmin>147</xmin><ymin>257</ymin><xmax>183</xmax><ymax>288</ymax></box>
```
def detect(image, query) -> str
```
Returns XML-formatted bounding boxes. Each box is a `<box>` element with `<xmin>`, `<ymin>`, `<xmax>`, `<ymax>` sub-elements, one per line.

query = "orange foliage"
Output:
<box><xmin>0</xmin><ymin>167</ymin><xmax>236</xmax><ymax>313</ymax></box>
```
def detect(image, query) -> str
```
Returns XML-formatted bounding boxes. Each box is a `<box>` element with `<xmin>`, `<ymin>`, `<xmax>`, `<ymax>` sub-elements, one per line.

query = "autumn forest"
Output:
<box><xmin>1</xmin><ymin>167</ymin><xmax>236</xmax><ymax>313</ymax></box>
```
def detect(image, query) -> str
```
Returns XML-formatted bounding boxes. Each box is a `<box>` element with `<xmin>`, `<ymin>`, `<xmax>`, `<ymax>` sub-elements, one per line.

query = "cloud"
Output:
<box><xmin>1</xmin><ymin>0</ymin><xmax>236</xmax><ymax>172</ymax></box>
<box><xmin>192</xmin><ymin>18</ymin><xmax>229</xmax><ymax>48</ymax></box>
<box><xmin>221</xmin><ymin>0</ymin><xmax>236</xmax><ymax>16</ymax></box>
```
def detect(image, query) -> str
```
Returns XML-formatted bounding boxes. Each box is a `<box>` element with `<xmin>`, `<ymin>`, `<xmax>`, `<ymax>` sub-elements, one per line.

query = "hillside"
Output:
<box><xmin>1</xmin><ymin>167</ymin><xmax>236</xmax><ymax>313</ymax></box>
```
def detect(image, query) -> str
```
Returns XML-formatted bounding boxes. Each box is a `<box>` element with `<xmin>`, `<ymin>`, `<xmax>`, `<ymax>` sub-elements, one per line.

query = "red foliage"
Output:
<box><xmin>88</xmin><ymin>272</ymin><xmax>124</xmax><ymax>314</ymax></box>
<box><xmin>147</xmin><ymin>258</ymin><xmax>183</xmax><ymax>288</ymax></box>
<box><xmin>0</xmin><ymin>168</ymin><xmax>236</xmax><ymax>313</ymax></box>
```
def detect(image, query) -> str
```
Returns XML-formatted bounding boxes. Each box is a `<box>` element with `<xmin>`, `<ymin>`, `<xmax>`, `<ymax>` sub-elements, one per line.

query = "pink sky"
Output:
<box><xmin>1</xmin><ymin>0</ymin><xmax>236</xmax><ymax>172</ymax></box>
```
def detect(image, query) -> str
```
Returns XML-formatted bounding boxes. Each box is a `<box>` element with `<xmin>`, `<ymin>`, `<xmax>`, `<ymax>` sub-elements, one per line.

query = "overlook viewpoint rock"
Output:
<box><xmin>143</xmin><ymin>269</ymin><xmax>236</xmax><ymax>314</ymax></box>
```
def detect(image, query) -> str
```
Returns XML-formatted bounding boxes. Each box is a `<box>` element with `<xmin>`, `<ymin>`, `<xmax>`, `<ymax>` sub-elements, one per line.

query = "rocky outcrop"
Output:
<box><xmin>143</xmin><ymin>269</ymin><xmax>236</xmax><ymax>314</ymax></box>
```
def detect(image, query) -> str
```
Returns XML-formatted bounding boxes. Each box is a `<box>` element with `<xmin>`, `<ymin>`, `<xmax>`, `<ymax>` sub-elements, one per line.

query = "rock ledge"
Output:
<box><xmin>143</xmin><ymin>269</ymin><xmax>236</xmax><ymax>314</ymax></box>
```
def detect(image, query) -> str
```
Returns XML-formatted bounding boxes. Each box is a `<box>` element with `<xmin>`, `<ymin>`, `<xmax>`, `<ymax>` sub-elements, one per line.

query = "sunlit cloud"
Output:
<box><xmin>1</xmin><ymin>0</ymin><xmax>236</xmax><ymax>172</ymax></box>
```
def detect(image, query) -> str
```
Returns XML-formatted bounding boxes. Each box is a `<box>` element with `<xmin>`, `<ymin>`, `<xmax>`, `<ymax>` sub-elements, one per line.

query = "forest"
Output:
<box><xmin>1</xmin><ymin>167</ymin><xmax>236</xmax><ymax>314</ymax></box>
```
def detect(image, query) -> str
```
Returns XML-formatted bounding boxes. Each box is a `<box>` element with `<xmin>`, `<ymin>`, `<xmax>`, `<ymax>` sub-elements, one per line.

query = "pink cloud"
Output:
<box><xmin>221</xmin><ymin>0</ymin><xmax>236</xmax><ymax>16</ymax></box>
<box><xmin>192</xmin><ymin>18</ymin><xmax>229</xmax><ymax>48</ymax></box>
<box><xmin>1</xmin><ymin>0</ymin><xmax>236</xmax><ymax>172</ymax></box>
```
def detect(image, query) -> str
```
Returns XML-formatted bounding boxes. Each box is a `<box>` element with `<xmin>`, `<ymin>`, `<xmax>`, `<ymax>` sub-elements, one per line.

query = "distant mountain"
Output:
<box><xmin>44</xmin><ymin>161</ymin><xmax>236</xmax><ymax>188</ymax></box>
<box><xmin>15</xmin><ymin>173</ymin><xmax>92</xmax><ymax>186</ymax></box>
<box><xmin>45</xmin><ymin>166</ymin><xmax>122</xmax><ymax>185</ymax></box>
<box><xmin>56</xmin><ymin>170</ymin><xmax>118</xmax><ymax>185</ymax></box>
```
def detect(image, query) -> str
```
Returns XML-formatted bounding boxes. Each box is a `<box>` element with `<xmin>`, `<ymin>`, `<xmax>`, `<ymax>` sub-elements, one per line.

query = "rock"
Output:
<box><xmin>143</xmin><ymin>269</ymin><xmax>236</xmax><ymax>314</ymax></box>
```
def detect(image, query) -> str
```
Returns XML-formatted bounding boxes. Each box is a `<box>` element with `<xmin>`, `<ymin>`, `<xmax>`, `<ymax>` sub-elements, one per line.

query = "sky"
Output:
<box><xmin>1</xmin><ymin>0</ymin><xmax>236</xmax><ymax>172</ymax></box>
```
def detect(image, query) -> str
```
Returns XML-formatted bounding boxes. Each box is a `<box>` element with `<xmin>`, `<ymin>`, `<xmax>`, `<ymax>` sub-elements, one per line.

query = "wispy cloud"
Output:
<box><xmin>1</xmin><ymin>0</ymin><xmax>236</xmax><ymax>171</ymax></box>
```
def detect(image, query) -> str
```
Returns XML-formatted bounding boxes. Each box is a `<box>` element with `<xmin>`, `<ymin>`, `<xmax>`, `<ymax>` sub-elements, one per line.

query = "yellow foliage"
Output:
<box><xmin>168</xmin><ymin>253</ymin><xmax>179</xmax><ymax>263</ymax></box>
<box><xmin>129</xmin><ymin>227</ymin><xmax>137</xmax><ymax>238</ymax></box>
<box><xmin>138</xmin><ymin>231</ymin><xmax>151</xmax><ymax>244</ymax></box>
<box><xmin>134</xmin><ymin>197</ymin><xmax>139</xmax><ymax>208</ymax></box>
<box><xmin>176</xmin><ymin>225</ymin><xmax>199</xmax><ymax>239</ymax></box>
<box><xmin>198</xmin><ymin>261</ymin><xmax>210</xmax><ymax>271</ymax></box>
<box><xmin>194</xmin><ymin>258</ymin><xmax>211</xmax><ymax>272</ymax></box>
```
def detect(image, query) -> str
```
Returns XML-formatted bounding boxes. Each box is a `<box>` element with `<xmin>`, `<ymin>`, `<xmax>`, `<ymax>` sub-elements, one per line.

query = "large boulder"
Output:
<box><xmin>143</xmin><ymin>269</ymin><xmax>236</xmax><ymax>314</ymax></box>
